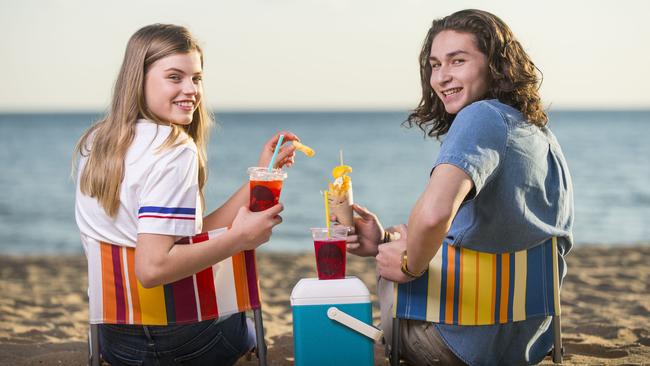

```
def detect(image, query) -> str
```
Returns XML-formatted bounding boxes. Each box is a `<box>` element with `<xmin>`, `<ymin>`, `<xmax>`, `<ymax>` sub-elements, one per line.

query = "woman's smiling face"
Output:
<box><xmin>144</xmin><ymin>51</ymin><xmax>203</xmax><ymax>125</ymax></box>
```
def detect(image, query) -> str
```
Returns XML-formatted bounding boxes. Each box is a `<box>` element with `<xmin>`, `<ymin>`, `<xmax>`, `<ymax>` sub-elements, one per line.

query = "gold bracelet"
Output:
<box><xmin>400</xmin><ymin>250</ymin><xmax>427</xmax><ymax>278</ymax></box>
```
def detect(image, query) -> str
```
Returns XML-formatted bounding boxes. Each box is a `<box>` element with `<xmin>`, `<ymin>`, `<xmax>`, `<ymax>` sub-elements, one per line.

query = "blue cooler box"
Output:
<box><xmin>291</xmin><ymin>277</ymin><xmax>379</xmax><ymax>366</ymax></box>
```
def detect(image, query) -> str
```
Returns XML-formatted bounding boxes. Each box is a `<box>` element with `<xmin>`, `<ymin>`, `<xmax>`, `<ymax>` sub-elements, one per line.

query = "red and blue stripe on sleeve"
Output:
<box><xmin>138</xmin><ymin>206</ymin><xmax>196</xmax><ymax>221</ymax></box>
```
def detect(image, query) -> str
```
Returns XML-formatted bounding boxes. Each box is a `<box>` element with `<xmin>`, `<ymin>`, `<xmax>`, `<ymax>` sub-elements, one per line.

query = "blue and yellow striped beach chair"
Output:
<box><xmin>88</xmin><ymin>228</ymin><xmax>269</xmax><ymax>366</ymax></box>
<box><xmin>390</xmin><ymin>237</ymin><xmax>563</xmax><ymax>365</ymax></box>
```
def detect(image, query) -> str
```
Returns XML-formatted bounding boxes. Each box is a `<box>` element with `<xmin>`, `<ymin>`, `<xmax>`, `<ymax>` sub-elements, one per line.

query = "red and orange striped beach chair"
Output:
<box><xmin>88</xmin><ymin>228</ymin><xmax>268</xmax><ymax>366</ymax></box>
<box><xmin>390</xmin><ymin>237</ymin><xmax>563</xmax><ymax>365</ymax></box>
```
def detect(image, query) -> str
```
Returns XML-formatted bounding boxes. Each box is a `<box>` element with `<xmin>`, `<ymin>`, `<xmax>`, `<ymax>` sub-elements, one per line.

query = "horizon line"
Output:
<box><xmin>1</xmin><ymin>107</ymin><xmax>650</xmax><ymax>115</ymax></box>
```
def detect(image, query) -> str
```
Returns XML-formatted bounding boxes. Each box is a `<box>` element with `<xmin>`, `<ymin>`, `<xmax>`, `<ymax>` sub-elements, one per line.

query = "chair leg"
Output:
<box><xmin>88</xmin><ymin>324</ymin><xmax>100</xmax><ymax>366</ymax></box>
<box><xmin>390</xmin><ymin>318</ymin><xmax>400</xmax><ymax>366</ymax></box>
<box><xmin>253</xmin><ymin>309</ymin><xmax>268</xmax><ymax>366</ymax></box>
<box><xmin>552</xmin><ymin>315</ymin><xmax>563</xmax><ymax>363</ymax></box>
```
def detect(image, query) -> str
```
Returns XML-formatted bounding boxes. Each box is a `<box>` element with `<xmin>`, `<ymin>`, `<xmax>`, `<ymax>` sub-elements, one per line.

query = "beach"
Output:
<box><xmin>1</xmin><ymin>246</ymin><xmax>649</xmax><ymax>365</ymax></box>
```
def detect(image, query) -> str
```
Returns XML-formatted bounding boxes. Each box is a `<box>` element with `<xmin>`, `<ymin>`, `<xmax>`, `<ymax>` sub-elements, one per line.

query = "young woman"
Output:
<box><xmin>75</xmin><ymin>24</ymin><xmax>298</xmax><ymax>365</ymax></box>
<box><xmin>346</xmin><ymin>9</ymin><xmax>573</xmax><ymax>365</ymax></box>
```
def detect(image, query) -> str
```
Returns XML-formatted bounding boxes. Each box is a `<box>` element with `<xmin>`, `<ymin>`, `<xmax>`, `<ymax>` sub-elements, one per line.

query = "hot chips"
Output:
<box><xmin>292</xmin><ymin>140</ymin><xmax>315</xmax><ymax>157</ymax></box>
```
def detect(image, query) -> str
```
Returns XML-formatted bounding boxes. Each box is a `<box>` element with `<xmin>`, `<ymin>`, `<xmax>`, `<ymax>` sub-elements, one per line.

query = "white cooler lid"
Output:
<box><xmin>290</xmin><ymin>276</ymin><xmax>370</xmax><ymax>306</ymax></box>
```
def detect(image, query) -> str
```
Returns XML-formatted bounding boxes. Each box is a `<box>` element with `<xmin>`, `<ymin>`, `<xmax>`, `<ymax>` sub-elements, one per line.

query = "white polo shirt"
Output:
<box><xmin>76</xmin><ymin>119</ymin><xmax>202</xmax><ymax>251</ymax></box>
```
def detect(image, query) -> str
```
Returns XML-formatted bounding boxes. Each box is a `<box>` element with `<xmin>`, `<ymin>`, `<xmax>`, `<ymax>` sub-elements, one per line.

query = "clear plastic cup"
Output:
<box><xmin>311</xmin><ymin>226</ymin><xmax>349</xmax><ymax>280</ymax></box>
<box><xmin>248</xmin><ymin>167</ymin><xmax>287</xmax><ymax>212</ymax></box>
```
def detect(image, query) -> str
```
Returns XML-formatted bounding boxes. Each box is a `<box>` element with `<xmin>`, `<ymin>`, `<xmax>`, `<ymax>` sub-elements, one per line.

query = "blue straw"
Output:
<box><xmin>267</xmin><ymin>134</ymin><xmax>285</xmax><ymax>171</ymax></box>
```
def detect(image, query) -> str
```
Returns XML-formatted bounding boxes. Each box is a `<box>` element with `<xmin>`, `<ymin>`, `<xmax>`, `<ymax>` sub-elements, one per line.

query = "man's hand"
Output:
<box><xmin>376</xmin><ymin>239</ymin><xmax>413</xmax><ymax>284</ymax></box>
<box><xmin>345</xmin><ymin>204</ymin><xmax>384</xmax><ymax>257</ymax></box>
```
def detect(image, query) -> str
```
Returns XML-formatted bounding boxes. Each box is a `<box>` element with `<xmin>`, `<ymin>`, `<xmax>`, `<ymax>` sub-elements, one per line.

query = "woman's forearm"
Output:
<box><xmin>135</xmin><ymin>230</ymin><xmax>243</xmax><ymax>288</ymax></box>
<box><xmin>202</xmin><ymin>182</ymin><xmax>249</xmax><ymax>230</ymax></box>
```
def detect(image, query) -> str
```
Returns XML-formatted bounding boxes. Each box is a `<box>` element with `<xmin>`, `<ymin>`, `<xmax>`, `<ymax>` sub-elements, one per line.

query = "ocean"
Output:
<box><xmin>1</xmin><ymin>110</ymin><xmax>649</xmax><ymax>255</ymax></box>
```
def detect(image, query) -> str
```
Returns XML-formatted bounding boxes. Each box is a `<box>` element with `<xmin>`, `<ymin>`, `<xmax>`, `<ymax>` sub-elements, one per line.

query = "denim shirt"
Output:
<box><xmin>432</xmin><ymin>100</ymin><xmax>574</xmax><ymax>366</ymax></box>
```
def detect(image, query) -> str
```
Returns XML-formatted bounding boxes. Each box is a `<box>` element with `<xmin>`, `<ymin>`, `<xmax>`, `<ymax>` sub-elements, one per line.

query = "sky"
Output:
<box><xmin>2</xmin><ymin>0</ymin><xmax>649</xmax><ymax>112</ymax></box>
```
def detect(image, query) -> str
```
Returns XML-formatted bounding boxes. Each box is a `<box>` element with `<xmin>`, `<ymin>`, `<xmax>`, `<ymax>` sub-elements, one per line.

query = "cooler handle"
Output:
<box><xmin>327</xmin><ymin>306</ymin><xmax>383</xmax><ymax>342</ymax></box>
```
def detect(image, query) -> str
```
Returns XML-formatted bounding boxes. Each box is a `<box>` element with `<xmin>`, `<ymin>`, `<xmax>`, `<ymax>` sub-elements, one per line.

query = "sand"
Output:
<box><xmin>1</xmin><ymin>246</ymin><xmax>649</xmax><ymax>365</ymax></box>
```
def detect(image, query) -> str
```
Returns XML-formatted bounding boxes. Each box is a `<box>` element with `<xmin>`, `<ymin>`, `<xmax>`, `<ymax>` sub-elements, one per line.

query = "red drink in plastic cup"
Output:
<box><xmin>311</xmin><ymin>227</ymin><xmax>349</xmax><ymax>280</ymax></box>
<box><xmin>248</xmin><ymin>167</ymin><xmax>287</xmax><ymax>212</ymax></box>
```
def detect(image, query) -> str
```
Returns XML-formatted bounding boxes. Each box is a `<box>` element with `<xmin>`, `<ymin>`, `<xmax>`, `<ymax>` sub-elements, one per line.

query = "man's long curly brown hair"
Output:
<box><xmin>405</xmin><ymin>9</ymin><xmax>547</xmax><ymax>139</ymax></box>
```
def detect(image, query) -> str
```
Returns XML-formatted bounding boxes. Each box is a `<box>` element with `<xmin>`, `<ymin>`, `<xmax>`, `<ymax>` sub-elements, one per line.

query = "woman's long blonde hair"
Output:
<box><xmin>74</xmin><ymin>24</ymin><xmax>212</xmax><ymax>217</ymax></box>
